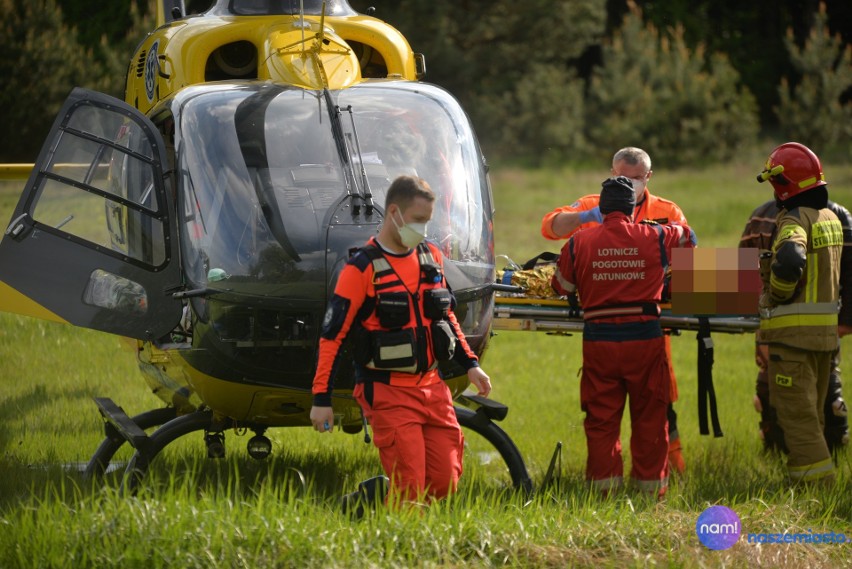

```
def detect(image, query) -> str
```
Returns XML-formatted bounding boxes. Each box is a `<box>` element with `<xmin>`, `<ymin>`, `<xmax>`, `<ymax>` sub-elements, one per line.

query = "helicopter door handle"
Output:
<box><xmin>157</xmin><ymin>55</ymin><xmax>171</xmax><ymax>79</ymax></box>
<box><xmin>4</xmin><ymin>213</ymin><xmax>31</xmax><ymax>241</ymax></box>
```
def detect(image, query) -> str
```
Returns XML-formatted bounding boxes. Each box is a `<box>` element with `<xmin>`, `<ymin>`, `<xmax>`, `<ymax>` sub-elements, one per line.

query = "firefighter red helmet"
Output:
<box><xmin>756</xmin><ymin>142</ymin><xmax>826</xmax><ymax>201</ymax></box>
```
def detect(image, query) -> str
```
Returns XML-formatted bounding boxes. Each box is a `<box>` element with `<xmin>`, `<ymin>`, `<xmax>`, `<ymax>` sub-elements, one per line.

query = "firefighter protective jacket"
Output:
<box><xmin>312</xmin><ymin>238</ymin><xmax>479</xmax><ymax>407</ymax></box>
<box><xmin>759</xmin><ymin>206</ymin><xmax>842</xmax><ymax>351</ymax></box>
<box><xmin>741</xmin><ymin>199</ymin><xmax>852</xmax><ymax>326</ymax></box>
<box><xmin>541</xmin><ymin>189</ymin><xmax>687</xmax><ymax>240</ymax></box>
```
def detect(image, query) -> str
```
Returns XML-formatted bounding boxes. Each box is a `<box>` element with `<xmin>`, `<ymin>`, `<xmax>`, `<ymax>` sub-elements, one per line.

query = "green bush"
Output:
<box><xmin>0</xmin><ymin>0</ymin><xmax>154</xmax><ymax>162</ymax></box>
<box><xmin>775</xmin><ymin>2</ymin><xmax>852</xmax><ymax>160</ymax></box>
<box><xmin>584</xmin><ymin>3</ymin><xmax>759</xmax><ymax>167</ymax></box>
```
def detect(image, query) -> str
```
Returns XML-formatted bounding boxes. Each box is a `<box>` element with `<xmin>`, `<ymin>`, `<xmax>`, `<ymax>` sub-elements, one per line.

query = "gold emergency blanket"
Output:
<box><xmin>496</xmin><ymin>264</ymin><xmax>559</xmax><ymax>298</ymax></box>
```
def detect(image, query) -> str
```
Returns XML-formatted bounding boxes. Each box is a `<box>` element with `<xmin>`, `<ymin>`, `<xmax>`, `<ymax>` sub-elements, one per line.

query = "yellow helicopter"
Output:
<box><xmin>0</xmin><ymin>0</ymin><xmax>531</xmax><ymax>494</ymax></box>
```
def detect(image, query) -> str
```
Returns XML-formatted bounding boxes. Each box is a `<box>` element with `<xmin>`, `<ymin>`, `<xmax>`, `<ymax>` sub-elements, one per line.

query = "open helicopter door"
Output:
<box><xmin>0</xmin><ymin>88</ymin><xmax>183</xmax><ymax>340</ymax></box>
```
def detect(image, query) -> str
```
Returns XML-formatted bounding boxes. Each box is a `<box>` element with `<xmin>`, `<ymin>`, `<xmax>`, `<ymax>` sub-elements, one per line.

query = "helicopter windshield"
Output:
<box><xmin>175</xmin><ymin>82</ymin><xmax>493</xmax><ymax>297</ymax></box>
<box><xmin>211</xmin><ymin>0</ymin><xmax>357</xmax><ymax>16</ymax></box>
<box><xmin>336</xmin><ymin>85</ymin><xmax>493</xmax><ymax>276</ymax></box>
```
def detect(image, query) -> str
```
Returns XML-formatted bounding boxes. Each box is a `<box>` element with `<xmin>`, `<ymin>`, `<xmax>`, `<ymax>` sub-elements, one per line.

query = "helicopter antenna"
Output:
<box><xmin>341</xmin><ymin>105</ymin><xmax>374</xmax><ymax>215</ymax></box>
<box><xmin>317</xmin><ymin>1</ymin><xmax>327</xmax><ymax>46</ymax></box>
<box><xmin>299</xmin><ymin>0</ymin><xmax>305</xmax><ymax>46</ymax></box>
<box><xmin>270</xmin><ymin>0</ymin><xmax>350</xmax><ymax>90</ymax></box>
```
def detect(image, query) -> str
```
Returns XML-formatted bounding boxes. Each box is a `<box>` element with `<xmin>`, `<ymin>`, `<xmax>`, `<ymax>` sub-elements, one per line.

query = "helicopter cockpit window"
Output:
<box><xmin>177</xmin><ymin>86</ymin><xmax>340</xmax><ymax>293</ymax></box>
<box><xmin>337</xmin><ymin>84</ymin><xmax>493</xmax><ymax>267</ymax></box>
<box><xmin>29</xmin><ymin>103</ymin><xmax>167</xmax><ymax>267</ymax></box>
<box><xmin>175</xmin><ymin>82</ymin><xmax>493</xmax><ymax>295</ymax></box>
<box><xmin>224</xmin><ymin>0</ymin><xmax>356</xmax><ymax>16</ymax></box>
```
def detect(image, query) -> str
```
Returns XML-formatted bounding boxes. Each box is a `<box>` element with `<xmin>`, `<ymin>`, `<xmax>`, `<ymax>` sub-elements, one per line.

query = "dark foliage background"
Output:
<box><xmin>1</xmin><ymin>0</ymin><xmax>848</xmax><ymax>164</ymax></box>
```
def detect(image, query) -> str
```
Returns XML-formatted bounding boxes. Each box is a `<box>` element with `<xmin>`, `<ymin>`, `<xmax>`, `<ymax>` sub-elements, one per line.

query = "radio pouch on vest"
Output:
<box><xmin>375</xmin><ymin>292</ymin><xmax>410</xmax><ymax>329</ymax></box>
<box><xmin>423</xmin><ymin>288</ymin><xmax>452</xmax><ymax>320</ymax></box>
<box><xmin>430</xmin><ymin>320</ymin><xmax>456</xmax><ymax>362</ymax></box>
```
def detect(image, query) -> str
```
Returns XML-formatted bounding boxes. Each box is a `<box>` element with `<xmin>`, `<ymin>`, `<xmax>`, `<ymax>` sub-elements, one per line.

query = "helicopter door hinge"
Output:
<box><xmin>4</xmin><ymin>213</ymin><xmax>31</xmax><ymax>241</ymax></box>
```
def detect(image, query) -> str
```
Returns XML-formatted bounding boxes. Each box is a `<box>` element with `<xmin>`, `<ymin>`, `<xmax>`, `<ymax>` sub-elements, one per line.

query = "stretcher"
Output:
<box><xmin>492</xmin><ymin>290</ymin><xmax>760</xmax><ymax>335</ymax></box>
<box><xmin>491</xmin><ymin>284</ymin><xmax>760</xmax><ymax>438</ymax></box>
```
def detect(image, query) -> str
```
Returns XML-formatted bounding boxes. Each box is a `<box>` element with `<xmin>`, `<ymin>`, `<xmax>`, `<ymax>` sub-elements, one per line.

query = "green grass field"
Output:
<box><xmin>2</xmin><ymin>159</ymin><xmax>852</xmax><ymax>568</ymax></box>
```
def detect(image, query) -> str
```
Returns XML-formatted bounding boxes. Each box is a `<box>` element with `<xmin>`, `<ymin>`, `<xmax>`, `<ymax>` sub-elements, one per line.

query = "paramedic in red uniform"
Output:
<box><xmin>551</xmin><ymin>176</ymin><xmax>695</xmax><ymax>495</ymax></box>
<box><xmin>310</xmin><ymin>175</ymin><xmax>491</xmax><ymax>506</ymax></box>
<box><xmin>542</xmin><ymin>147</ymin><xmax>689</xmax><ymax>474</ymax></box>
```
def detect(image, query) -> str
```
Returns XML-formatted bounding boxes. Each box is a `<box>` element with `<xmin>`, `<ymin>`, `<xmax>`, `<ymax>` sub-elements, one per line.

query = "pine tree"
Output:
<box><xmin>350</xmin><ymin>0</ymin><xmax>607</xmax><ymax>164</ymax></box>
<box><xmin>776</xmin><ymin>2</ymin><xmax>852</xmax><ymax>159</ymax></box>
<box><xmin>584</xmin><ymin>1</ymin><xmax>759</xmax><ymax>167</ymax></box>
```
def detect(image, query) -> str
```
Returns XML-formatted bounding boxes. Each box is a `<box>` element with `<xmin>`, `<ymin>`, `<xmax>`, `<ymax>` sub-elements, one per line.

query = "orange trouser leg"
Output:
<box><xmin>355</xmin><ymin>381</ymin><xmax>463</xmax><ymax>504</ymax></box>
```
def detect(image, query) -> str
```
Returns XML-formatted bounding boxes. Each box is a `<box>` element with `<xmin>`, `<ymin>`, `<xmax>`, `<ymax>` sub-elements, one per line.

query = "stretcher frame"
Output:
<box><xmin>493</xmin><ymin>295</ymin><xmax>759</xmax><ymax>335</ymax></box>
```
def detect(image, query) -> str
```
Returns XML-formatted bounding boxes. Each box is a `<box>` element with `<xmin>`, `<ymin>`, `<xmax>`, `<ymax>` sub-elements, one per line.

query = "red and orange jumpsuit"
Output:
<box><xmin>542</xmin><ymin>189</ymin><xmax>688</xmax><ymax>471</ymax></box>
<box><xmin>312</xmin><ymin>237</ymin><xmax>480</xmax><ymax>503</ymax></box>
<box><xmin>551</xmin><ymin>212</ymin><xmax>694</xmax><ymax>493</ymax></box>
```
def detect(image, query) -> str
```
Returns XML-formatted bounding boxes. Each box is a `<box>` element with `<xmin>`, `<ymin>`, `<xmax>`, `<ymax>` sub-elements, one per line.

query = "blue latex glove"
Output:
<box><xmin>578</xmin><ymin>207</ymin><xmax>603</xmax><ymax>224</ymax></box>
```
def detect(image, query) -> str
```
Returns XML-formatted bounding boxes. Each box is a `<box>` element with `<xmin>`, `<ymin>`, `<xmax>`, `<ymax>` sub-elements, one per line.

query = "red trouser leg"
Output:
<box><xmin>355</xmin><ymin>381</ymin><xmax>463</xmax><ymax>504</ymax></box>
<box><xmin>583</xmin><ymin>337</ymin><xmax>669</xmax><ymax>491</ymax></box>
<box><xmin>422</xmin><ymin>383</ymin><xmax>465</xmax><ymax>499</ymax></box>
<box><xmin>581</xmin><ymin>341</ymin><xmax>627</xmax><ymax>486</ymax></box>
<box><xmin>625</xmin><ymin>344</ymin><xmax>670</xmax><ymax>487</ymax></box>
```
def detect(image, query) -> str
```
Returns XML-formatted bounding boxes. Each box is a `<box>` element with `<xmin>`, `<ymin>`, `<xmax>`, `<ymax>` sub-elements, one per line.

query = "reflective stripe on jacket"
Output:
<box><xmin>759</xmin><ymin>206</ymin><xmax>842</xmax><ymax>351</ymax></box>
<box><xmin>312</xmin><ymin>238</ymin><xmax>478</xmax><ymax>406</ymax></box>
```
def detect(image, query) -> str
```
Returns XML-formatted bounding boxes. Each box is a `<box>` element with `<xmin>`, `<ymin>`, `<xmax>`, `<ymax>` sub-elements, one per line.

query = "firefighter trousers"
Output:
<box><xmin>767</xmin><ymin>343</ymin><xmax>835</xmax><ymax>483</ymax></box>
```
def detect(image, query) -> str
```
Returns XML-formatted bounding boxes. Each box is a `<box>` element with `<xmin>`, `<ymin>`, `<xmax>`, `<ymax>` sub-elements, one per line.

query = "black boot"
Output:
<box><xmin>824</xmin><ymin>359</ymin><xmax>849</xmax><ymax>453</ymax></box>
<box><xmin>340</xmin><ymin>475</ymin><xmax>389</xmax><ymax>519</ymax></box>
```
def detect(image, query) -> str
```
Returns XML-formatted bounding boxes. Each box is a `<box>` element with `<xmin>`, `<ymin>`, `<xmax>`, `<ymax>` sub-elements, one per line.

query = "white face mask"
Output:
<box><xmin>629</xmin><ymin>177</ymin><xmax>646</xmax><ymax>199</ymax></box>
<box><xmin>392</xmin><ymin>209</ymin><xmax>427</xmax><ymax>248</ymax></box>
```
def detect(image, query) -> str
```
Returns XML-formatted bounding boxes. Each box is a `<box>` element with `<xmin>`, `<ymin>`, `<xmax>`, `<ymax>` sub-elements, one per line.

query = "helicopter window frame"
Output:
<box><xmin>26</xmin><ymin>99</ymin><xmax>172</xmax><ymax>270</ymax></box>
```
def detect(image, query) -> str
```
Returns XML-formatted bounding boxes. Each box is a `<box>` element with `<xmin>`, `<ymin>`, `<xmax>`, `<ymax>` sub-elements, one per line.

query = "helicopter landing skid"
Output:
<box><xmin>84</xmin><ymin>400</ymin><xmax>177</xmax><ymax>481</ymax></box>
<box><xmin>85</xmin><ymin>396</ymin><xmax>534</xmax><ymax>498</ymax></box>
<box><xmin>453</xmin><ymin>397</ymin><xmax>534</xmax><ymax>497</ymax></box>
<box><xmin>85</xmin><ymin>398</ymin><xmax>224</xmax><ymax>494</ymax></box>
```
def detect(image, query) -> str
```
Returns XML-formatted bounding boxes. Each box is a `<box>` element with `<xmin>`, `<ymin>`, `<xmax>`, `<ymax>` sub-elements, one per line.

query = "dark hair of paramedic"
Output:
<box><xmin>310</xmin><ymin>175</ymin><xmax>491</xmax><ymax>504</ymax></box>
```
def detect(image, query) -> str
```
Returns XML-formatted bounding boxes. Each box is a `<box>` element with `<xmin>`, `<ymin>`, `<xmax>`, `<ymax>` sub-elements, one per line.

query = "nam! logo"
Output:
<box><xmin>696</xmin><ymin>505</ymin><xmax>741</xmax><ymax>550</ymax></box>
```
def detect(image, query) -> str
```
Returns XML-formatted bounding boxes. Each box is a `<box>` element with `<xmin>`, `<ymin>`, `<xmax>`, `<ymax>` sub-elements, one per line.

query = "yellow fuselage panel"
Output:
<box><xmin>128</xmin><ymin>14</ymin><xmax>417</xmax><ymax>113</ymax></box>
<box><xmin>171</xmin><ymin>350</ymin><xmax>313</xmax><ymax>424</ymax></box>
<box><xmin>0</xmin><ymin>281</ymin><xmax>67</xmax><ymax>324</ymax></box>
<box><xmin>0</xmin><ymin>164</ymin><xmax>33</xmax><ymax>181</ymax></box>
<box><xmin>267</xmin><ymin>28</ymin><xmax>360</xmax><ymax>90</ymax></box>
<box><xmin>151</xmin><ymin>347</ymin><xmax>470</xmax><ymax>426</ymax></box>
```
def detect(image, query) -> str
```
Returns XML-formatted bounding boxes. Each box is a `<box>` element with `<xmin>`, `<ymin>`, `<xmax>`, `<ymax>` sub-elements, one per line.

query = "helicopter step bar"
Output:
<box><xmin>93</xmin><ymin>397</ymin><xmax>152</xmax><ymax>453</ymax></box>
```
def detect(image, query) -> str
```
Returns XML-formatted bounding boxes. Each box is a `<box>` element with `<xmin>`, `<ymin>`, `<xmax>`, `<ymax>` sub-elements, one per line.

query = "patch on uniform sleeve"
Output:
<box><xmin>320</xmin><ymin>294</ymin><xmax>351</xmax><ymax>339</ymax></box>
<box><xmin>570</xmin><ymin>201</ymin><xmax>580</xmax><ymax>208</ymax></box>
<box><xmin>775</xmin><ymin>374</ymin><xmax>793</xmax><ymax>388</ymax></box>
